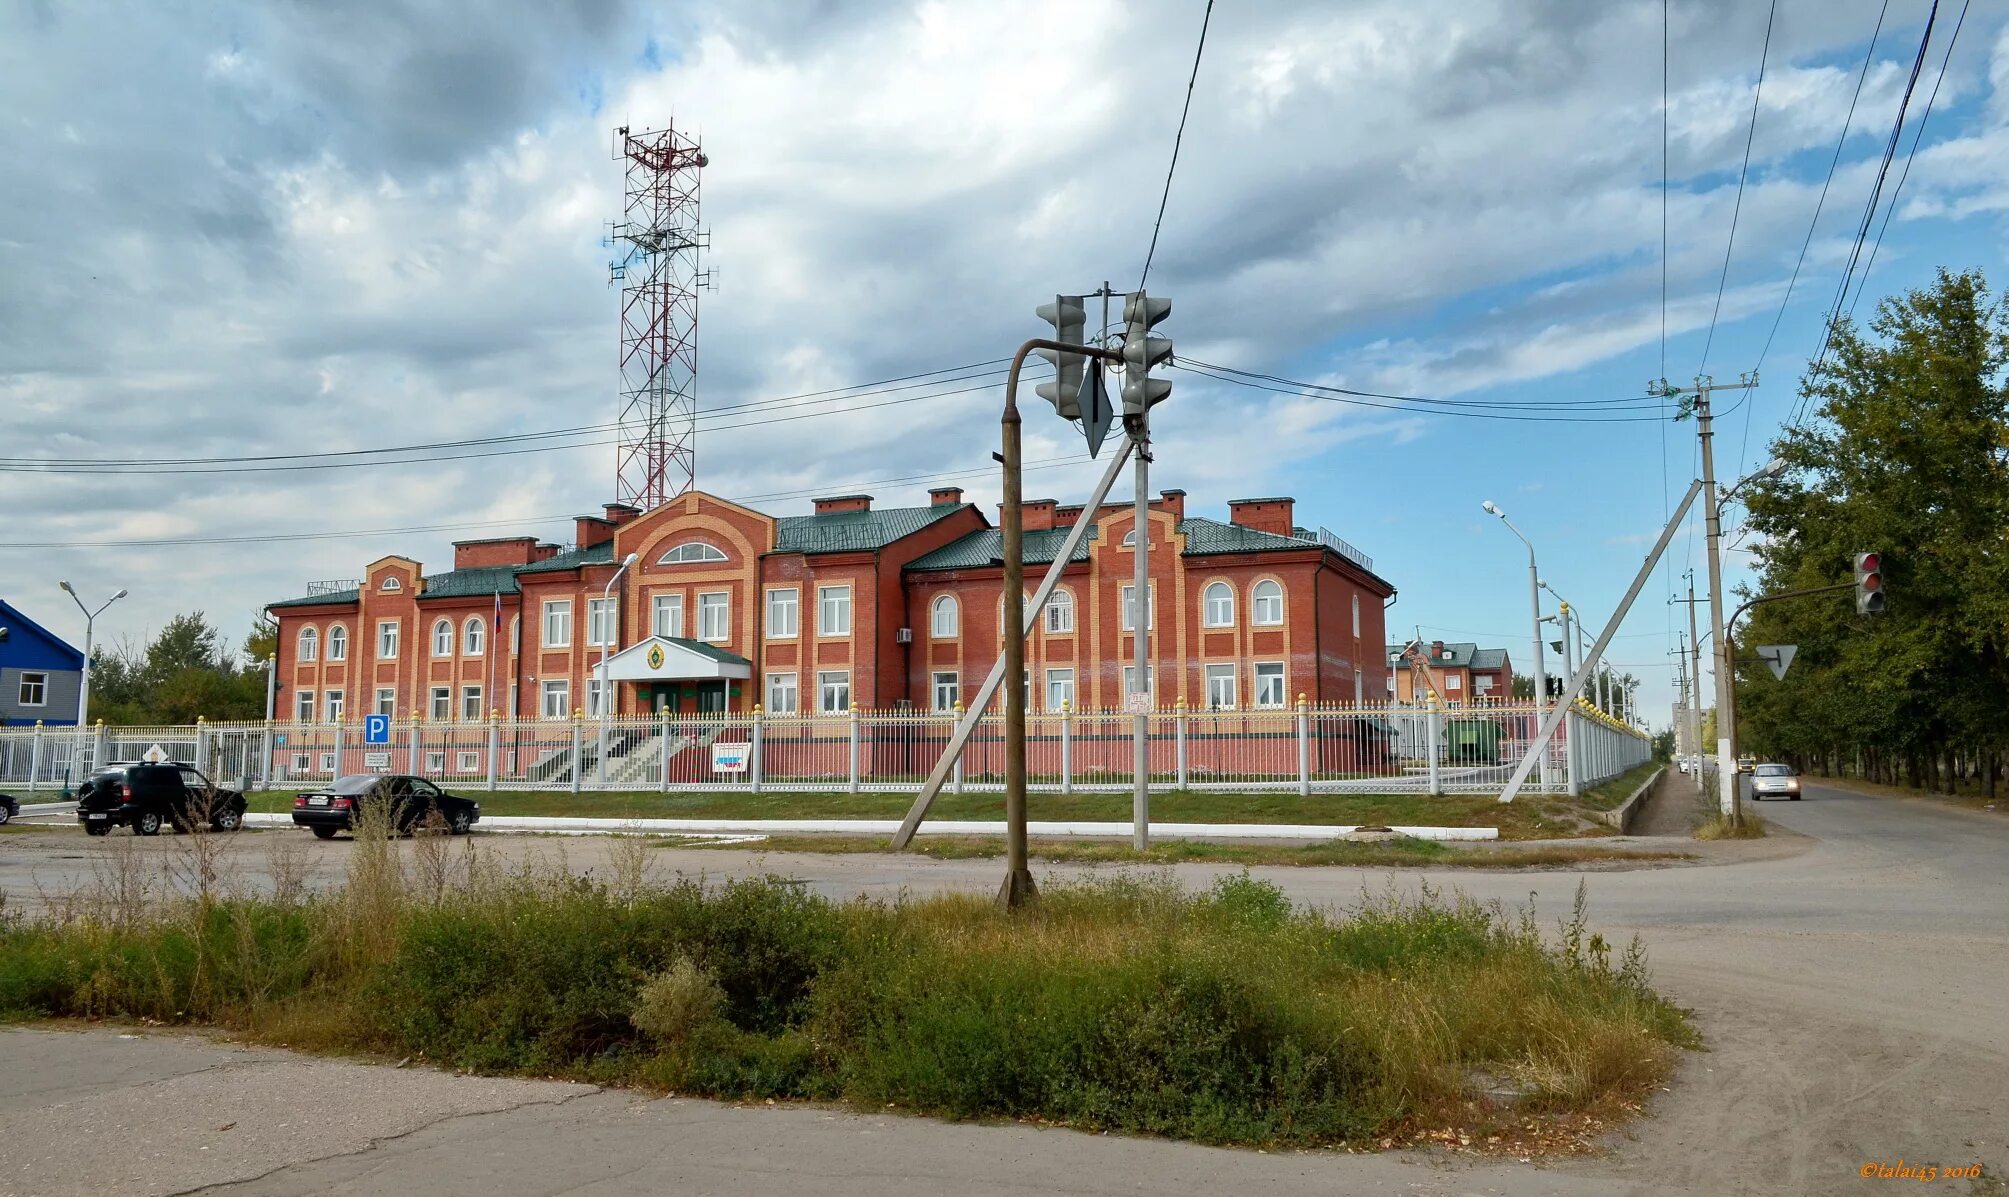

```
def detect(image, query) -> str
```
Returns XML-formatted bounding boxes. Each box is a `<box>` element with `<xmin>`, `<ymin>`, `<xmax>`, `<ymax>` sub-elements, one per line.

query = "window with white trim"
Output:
<box><xmin>766</xmin><ymin>672</ymin><xmax>798</xmax><ymax>714</ymax></box>
<box><xmin>462</xmin><ymin>686</ymin><xmax>483</xmax><ymax>721</ymax></box>
<box><xmin>541</xmin><ymin>680</ymin><xmax>570</xmax><ymax>718</ymax></box>
<box><xmin>817</xmin><ymin>670</ymin><xmax>851</xmax><ymax>713</ymax></box>
<box><xmin>1255</xmin><ymin>663</ymin><xmax>1286</xmax><ymax>708</ymax></box>
<box><xmin>1251</xmin><ymin>579</ymin><xmax>1284</xmax><ymax>626</ymax></box>
<box><xmin>327</xmin><ymin>625</ymin><xmax>347</xmax><ymax>661</ymax></box>
<box><xmin>1444</xmin><ymin>673</ymin><xmax>1462</xmax><ymax>692</ymax></box>
<box><xmin>1204</xmin><ymin>663</ymin><xmax>1237</xmax><ymax>710</ymax></box>
<box><xmin>432</xmin><ymin>619</ymin><xmax>453</xmax><ymax>657</ymax></box>
<box><xmin>931</xmin><ymin>671</ymin><xmax>959</xmax><ymax>711</ymax></box>
<box><xmin>930</xmin><ymin>595</ymin><xmax>958</xmax><ymax>639</ymax></box>
<box><xmin>586</xmin><ymin>597</ymin><xmax>616</xmax><ymax>647</ymax></box>
<box><xmin>325</xmin><ymin>690</ymin><xmax>345</xmax><ymax>722</ymax></box>
<box><xmin>542</xmin><ymin>600</ymin><xmax>572</xmax><ymax>648</ymax></box>
<box><xmin>377</xmin><ymin>620</ymin><xmax>400</xmax><ymax>659</ymax></box>
<box><xmin>1119</xmin><ymin>583</ymin><xmax>1154</xmax><ymax>631</ymax></box>
<box><xmin>1045</xmin><ymin>668</ymin><xmax>1075</xmax><ymax>711</ymax></box>
<box><xmin>697</xmin><ymin>592</ymin><xmax>729</xmax><ymax>642</ymax></box>
<box><xmin>295</xmin><ymin>690</ymin><xmax>315</xmax><ymax>722</ymax></box>
<box><xmin>765</xmin><ymin>588</ymin><xmax>798</xmax><ymax>639</ymax></box>
<box><xmin>1044</xmin><ymin>588</ymin><xmax>1074</xmax><ymax>634</ymax></box>
<box><xmin>1354</xmin><ymin>668</ymin><xmax>1364</xmax><ymax>705</ymax></box>
<box><xmin>297</xmin><ymin>626</ymin><xmax>319</xmax><ymax>662</ymax></box>
<box><xmin>652</xmin><ymin>593</ymin><xmax>684</xmax><ymax>639</ymax></box>
<box><xmin>817</xmin><ymin>585</ymin><xmax>852</xmax><ymax>637</ymax></box>
<box><xmin>1202</xmin><ymin>581</ymin><xmax>1234</xmax><ymax>628</ymax></box>
<box><xmin>292</xmin><ymin>753</ymin><xmax>310</xmax><ymax>772</ymax></box>
<box><xmin>380</xmin><ymin>576</ymin><xmax>402</xmax><ymax>592</ymax></box>
<box><xmin>585</xmin><ymin>676</ymin><xmax>606</xmax><ymax>716</ymax></box>
<box><xmin>429</xmin><ymin>686</ymin><xmax>451</xmax><ymax>721</ymax></box>
<box><xmin>425</xmin><ymin>751</ymin><xmax>445</xmax><ymax>774</ymax></box>
<box><xmin>1121</xmin><ymin>529</ymin><xmax>1139</xmax><ymax>547</ymax></box>
<box><xmin>464</xmin><ymin>617</ymin><xmax>485</xmax><ymax>656</ymax></box>
<box><xmin>509</xmin><ymin>616</ymin><xmax>520</xmax><ymax>654</ymax></box>
<box><xmin>1121</xmin><ymin>665</ymin><xmax>1154</xmax><ymax>702</ymax></box>
<box><xmin>374</xmin><ymin>687</ymin><xmax>396</xmax><ymax>716</ymax></box>
<box><xmin>1351</xmin><ymin>594</ymin><xmax>1361</xmax><ymax>638</ymax></box>
<box><xmin>16</xmin><ymin>672</ymin><xmax>46</xmax><ymax>706</ymax></box>
<box><xmin>657</xmin><ymin>542</ymin><xmax>727</xmax><ymax>564</ymax></box>
<box><xmin>456</xmin><ymin>750</ymin><xmax>479</xmax><ymax>773</ymax></box>
<box><xmin>319</xmin><ymin>752</ymin><xmax>336</xmax><ymax>772</ymax></box>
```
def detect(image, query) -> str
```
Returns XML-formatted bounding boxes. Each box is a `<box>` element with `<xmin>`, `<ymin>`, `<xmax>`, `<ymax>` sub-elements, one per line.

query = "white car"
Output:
<box><xmin>1749</xmin><ymin>762</ymin><xmax>1802</xmax><ymax>800</ymax></box>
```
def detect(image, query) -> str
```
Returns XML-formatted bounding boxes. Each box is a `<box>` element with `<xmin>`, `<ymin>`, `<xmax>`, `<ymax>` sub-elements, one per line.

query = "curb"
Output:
<box><xmin>242</xmin><ymin>813</ymin><xmax>1498</xmax><ymax>842</ymax></box>
<box><xmin>1591</xmin><ymin>766</ymin><xmax>1666</xmax><ymax>833</ymax></box>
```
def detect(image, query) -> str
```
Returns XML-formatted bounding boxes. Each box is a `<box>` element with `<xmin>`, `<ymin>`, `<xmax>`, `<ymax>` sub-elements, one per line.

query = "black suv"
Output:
<box><xmin>75</xmin><ymin>763</ymin><xmax>247</xmax><ymax>836</ymax></box>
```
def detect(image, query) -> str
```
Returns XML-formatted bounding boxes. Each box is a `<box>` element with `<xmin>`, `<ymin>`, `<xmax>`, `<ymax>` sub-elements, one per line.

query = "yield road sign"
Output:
<box><xmin>1756</xmin><ymin>644</ymin><xmax>1798</xmax><ymax>681</ymax></box>
<box><xmin>363</xmin><ymin>714</ymin><xmax>392</xmax><ymax>745</ymax></box>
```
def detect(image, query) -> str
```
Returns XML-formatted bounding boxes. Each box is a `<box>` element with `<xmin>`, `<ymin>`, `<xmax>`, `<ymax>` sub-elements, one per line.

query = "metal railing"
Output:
<box><xmin>0</xmin><ymin>700</ymin><xmax>1651</xmax><ymax>798</ymax></box>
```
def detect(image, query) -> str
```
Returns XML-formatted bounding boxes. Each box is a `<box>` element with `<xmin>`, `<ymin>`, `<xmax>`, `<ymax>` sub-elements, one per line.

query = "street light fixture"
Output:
<box><xmin>594</xmin><ymin>552</ymin><xmax>640</xmax><ymax>787</ymax></box>
<box><xmin>58</xmin><ymin>581</ymin><xmax>127</xmax><ymax>786</ymax></box>
<box><xmin>1480</xmin><ymin>502</ymin><xmax>1550</xmax><ymax>785</ymax></box>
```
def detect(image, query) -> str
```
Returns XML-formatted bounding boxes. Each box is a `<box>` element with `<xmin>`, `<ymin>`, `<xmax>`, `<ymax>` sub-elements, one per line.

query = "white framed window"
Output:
<box><xmin>1121</xmin><ymin>665</ymin><xmax>1154</xmax><ymax>702</ymax></box>
<box><xmin>297</xmin><ymin>626</ymin><xmax>318</xmax><ymax>662</ymax></box>
<box><xmin>1255</xmin><ymin>663</ymin><xmax>1287</xmax><ymax>708</ymax></box>
<box><xmin>462</xmin><ymin>685</ymin><xmax>483</xmax><ymax>721</ymax></box>
<box><xmin>1354</xmin><ymin>670</ymin><xmax>1364</xmax><ymax>705</ymax></box>
<box><xmin>657</xmin><ymin>542</ymin><xmax>727</xmax><ymax>564</ymax></box>
<box><xmin>652</xmin><ymin>593</ymin><xmax>684</xmax><ymax>639</ymax></box>
<box><xmin>931</xmin><ymin>671</ymin><xmax>959</xmax><ymax>711</ymax></box>
<box><xmin>1444</xmin><ymin>673</ymin><xmax>1463</xmax><ymax>692</ymax></box>
<box><xmin>930</xmin><ymin>594</ymin><xmax>958</xmax><ymax>639</ymax></box>
<box><xmin>585</xmin><ymin>676</ymin><xmax>606</xmax><ymax>716</ymax></box>
<box><xmin>1475</xmin><ymin>674</ymin><xmax>1495</xmax><ymax>696</ymax></box>
<box><xmin>1045</xmin><ymin>668</ymin><xmax>1075</xmax><ymax>711</ymax></box>
<box><xmin>817</xmin><ymin>585</ymin><xmax>852</xmax><ymax>637</ymax></box>
<box><xmin>432</xmin><ymin>619</ymin><xmax>453</xmax><ymax>657</ymax></box>
<box><xmin>425</xmin><ymin>751</ymin><xmax>445</xmax><ymax>774</ymax></box>
<box><xmin>325</xmin><ymin>690</ymin><xmax>345</xmax><ymax>722</ymax></box>
<box><xmin>1121</xmin><ymin>529</ymin><xmax>1139</xmax><ymax>547</ymax></box>
<box><xmin>697</xmin><ymin>592</ymin><xmax>729</xmax><ymax>642</ymax></box>
<box><xmin>374</xmin><ymin>687</ymin><xmax>396</xmax><ymax>716</ymax></box>
<box><xmin>1351</xmin><ymin>594</ymin><xmax>1361</xmax><ymax>638</ymax></box>
<box><xmin>765</xmin><ymin>588</ymin><xmax>797</xmax><ymax>639</ymax></box>
<box><xmin>1202</xmin><ymin>581</ymin><xmax>1234</xmax><ymax>628</ymax></box>
<box><xmin>430</xmin><ymin>686</ymin><xmax>451</xmax><ymax>721</ymax></box>
<box><xmin>456</xmin><ymin>750</ymin><xmax>479</xmax><ymax>773</ymax></box>
<box><xmin>377</xmin><ymin>620</ymin><xmax>400</xmax><ymax>659</ymax></box>
<box><xmin>327</xmin><ymin>624</ymin><xmax>347</xmax><ymax>661</ymax></box>
<box><xmin>319</xmin><ymin>752</ymin><xmax>336</xmax><ymax>772</ymax></box>
<box><xmin>766</xmin><ymin>672</ymin><xmax>798</xmax><ymax>714</ymax></box>
<box><xmin>1252</xmin><ymin>579</ymin><xmax>1284</xmax><ymax>626</ymax></box>
<box><xmin>587</xmin><ymin>597</ymin><xmax>617</xmax><ymax>647</ymax></box>
<box><xmin>1044</xmin><ymin>588</ymin><xmax>1075</xmax><ymax>634</ymax></box>
<box><xmin>464</xmin><ymin>617</ymin><xmax>485</xmax><ymax>656</ymax></box>
<box><xmin>380</xmin><ymin>576</ymin><xmax>402</xmax><ymax>592</ymax></box>
<box><xmin>16</xmin><ymin>672</ymin><xmax>46</xmax><ymax>706</ymax></box>
<box><xmin>291</xmin><ymin>752</ymin><xmax>310</xmax><ymax>772</ymax></box>
<box><xmin>818</xmin><ymin>670</ymin><xmax>851</xmax><ymax>713</ymax></box>
<box><xmin>1387</xmin><ymin>674</ymin><xmax>1398</xmax><ymax>696</ymax></box>
<box><xmin>541</xmin><ymin>680</ymin><xmax>570</xmax><ymax>718</ymax></box>
<box><xmin>295</xmin><ymin>690</ymin><xmax>315</xmax><ymax>722</ymax></box>
<box><xmin>1204</xmin><ymin>664</ymin><xmax>1237</xmax><ymax>710</ymax></box>
<box><xmin>542</xmin><ymin>600</ymin><xmax>572</xmax><ymax>648</ymax></box>
<box><xmin>1119</xmin><ymin>583</ymin><xmax>1154</xmax><ymax>631</ymax></box>
<box><xmin>509</xmin><ymin>616</ymin><xmax>520</xmax><ymax>654</ymax></box>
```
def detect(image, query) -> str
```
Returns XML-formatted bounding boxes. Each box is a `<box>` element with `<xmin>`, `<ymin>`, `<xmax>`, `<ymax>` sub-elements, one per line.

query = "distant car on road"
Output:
<box><xmin>74</xmin><ymin>763</ymin><xmax>247</xmax><ymax>836</ymax></box>
<box><xmin>291</xmin><ymin>774</ymin><xmax>479</xmax><ymax>839</ymax></box>
<box><xmin>0</xmin><ymin>792</ymin><xmax>17</xmax><ymax>825</ymax></box>
<box><xmin>1749</xmin><ymin>762</ymin><xmax>1802</xmax><ymax>800</ymax></box>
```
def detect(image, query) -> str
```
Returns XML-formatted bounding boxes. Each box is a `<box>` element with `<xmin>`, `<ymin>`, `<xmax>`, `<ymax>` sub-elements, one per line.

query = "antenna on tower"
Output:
<box><xmin>609</xmin><ymin>123</ymin><xmax>710</xmax><ymax>508</ymax></box>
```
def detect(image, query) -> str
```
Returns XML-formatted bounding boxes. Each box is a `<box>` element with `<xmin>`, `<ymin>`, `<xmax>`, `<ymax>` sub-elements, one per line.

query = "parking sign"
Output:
<box><xmin>363</xmin><ymin>714</ymin><xmax>391</xmax><ymax>745</ymax></box>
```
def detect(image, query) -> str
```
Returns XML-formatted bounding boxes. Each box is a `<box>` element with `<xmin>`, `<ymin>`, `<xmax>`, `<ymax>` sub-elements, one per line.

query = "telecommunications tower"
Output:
<box><xmin>609</xmin><ymin>124</ymin><xmax>709</xmax><ymax>508</ymax></box>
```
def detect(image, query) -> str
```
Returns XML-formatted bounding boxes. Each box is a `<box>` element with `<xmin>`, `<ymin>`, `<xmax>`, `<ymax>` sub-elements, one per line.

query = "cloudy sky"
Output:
<box><xmin>5</xmin><ymin>0</ymin><xmax>2008</xmax><ymax>722</ymax></box>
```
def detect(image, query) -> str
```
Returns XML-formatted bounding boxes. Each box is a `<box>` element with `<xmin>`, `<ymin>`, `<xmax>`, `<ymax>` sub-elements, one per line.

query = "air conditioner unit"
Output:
<box><xmin>895</xmin><ymin>627</ymin><xmax>913</xmax><ymax>643</ymax></box>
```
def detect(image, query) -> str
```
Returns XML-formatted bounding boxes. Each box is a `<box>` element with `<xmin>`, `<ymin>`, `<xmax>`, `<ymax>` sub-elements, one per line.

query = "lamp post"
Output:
<box><xmin>1481</xmin><ymin>502</ymin><xmax>1550</xmax><ymax>786</ymax></box>
<box><xmin>58</xmin><ymin>581</ymin><xmax>126</xmax><ymax>785</ymax></box>
<box><xmin>595</xmin><ymin>552</ymin><xmax>640</xmax><ymax>788</ymax></box>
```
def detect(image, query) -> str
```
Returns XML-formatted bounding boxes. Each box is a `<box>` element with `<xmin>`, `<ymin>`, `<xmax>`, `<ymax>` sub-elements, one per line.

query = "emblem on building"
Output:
<box><xmin>647</xmin><ymin>643</ymin><xmax>667</xmax><ymax>670</ymax></box>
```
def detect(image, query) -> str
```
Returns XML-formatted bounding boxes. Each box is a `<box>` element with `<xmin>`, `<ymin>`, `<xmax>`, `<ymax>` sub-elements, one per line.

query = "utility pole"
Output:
<box><xmin>1685</xmin><ymin>571</ymin><xmax>1703</xmax><ymax>794</ymax></box>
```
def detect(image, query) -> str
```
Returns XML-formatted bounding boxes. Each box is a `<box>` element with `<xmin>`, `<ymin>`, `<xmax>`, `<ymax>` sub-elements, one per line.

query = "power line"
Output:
<box><xmin>1179</xmin><ymin>359</ymin><xmax>1663</xmax><ymax>410</ymax></box>
<box><xmin>1174</xmin><ymin>361</ymin><xmax>1673</xmax><ymax>423</ymax></box>
<box><xmin>1137</xmin><ymin>0</ymin><xmax>1215</xmax><ymax>290</ymax></box>
<box><xmin>1697</xmin><ymin>0</ymin><xmax>1778</xmax><ymax>375</ymax></box>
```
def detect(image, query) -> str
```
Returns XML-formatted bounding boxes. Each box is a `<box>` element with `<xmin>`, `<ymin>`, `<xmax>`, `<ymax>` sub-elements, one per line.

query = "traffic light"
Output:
<box><xmin>1854</xmin><ymin>551</ymin><xmax>1885</xmax><ymax>614</ymax></box>
<box><xmin>1119</xmin><ymin>292</ymin><xmax>1172</xmax><ymax>418</ymax></box>
<box><xmin>1034</xmin><ymin>295</ymin><xmax>1089</xmax><ymax>420</ymax></box>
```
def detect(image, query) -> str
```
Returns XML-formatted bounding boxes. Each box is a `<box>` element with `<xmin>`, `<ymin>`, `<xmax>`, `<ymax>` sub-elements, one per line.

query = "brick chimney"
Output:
<box><xmin>1227</xmin><ymin>496</ymin><xmax>1295</xmax><ymax>537</ymax></box>
<box><xmin>813</xmin><ymin>494</ymin><xmax>873</xmax><ymax>515</ymax></box>
<box><xmin>929</xmin><ymin>486</ymin><xmax>964</xmax><ymax>506</ymax></box>
<box><xmin>603</xmin><ymin>502</ymin><xmax>642</xmax><ymax>526</ymax></box>
<box><xmin>1156</xmin><ymin>489</ymin><xmax>1186</xmax><ymax>520</ymax></box>
<box><xmin>531</xmin><ymin>542</ymin><xmax>561</xmax><ymax>563</ymax></box>
<box><xmin>453</xmin><ymin>537</ymin><xmax>541</xmax><ymax>569</ymax></box>
<box><xmin>1005</xmin><ymin>498</ymin><xmax>1058</xmax><ymax>531</ymax></box>
<box><xmin>575</xmin><ymin>515</ymin><xmax>616</xmax><ymax>549</ymax></box>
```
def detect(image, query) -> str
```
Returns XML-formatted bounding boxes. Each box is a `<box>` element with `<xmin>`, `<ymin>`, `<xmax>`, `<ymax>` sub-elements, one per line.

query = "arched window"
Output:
<box><xmin>1202</xmin><ymin>581</ymin><xmax>1234</xmax><ymax>628</ymax></box>
<box><xmin>930</xmin><ymin>595</ymin><xmax>959</xmax><ymax>639</ymax></box>
<box><xmin>657</xmin><ymin>542</ymin><xmax>727</xmax><ymax>565</ymax></box>
<box><xmin>1043</xmin><ymin>588</ymin><xmax>1074</xmax><ymax>634</ymax></box>
<box><xmin>327</xmin><ymin>625</ymin><xmax>347</xmax><ymax>661</ymax></box>
<box><xmin>1121</xmin><ymin>529</ymin><xmax>1138</xmax><ymax>547</ymax></box>
<box><xmin>297</xmin><ymin>626</ymin><xmax>318</xmax><ymax>662</ymax></box>
<box><xmin>463</xmin><ymin>617</ymin><xmax>485</xmax><ymax>656</ymax></box>
<box><xmin>1251</xmin><ymin>579</ymin><xmax>1284</xmax><ymax>626</ymax></box>
<box><xmin>431</xmin><ymin>619</ymin><xmax>454</xmax><ymax>657</ymax></box>
<box><xmin>510</xmin><ymin>615</ymin><xmax>520</xmax><ymax>654</ymax></box>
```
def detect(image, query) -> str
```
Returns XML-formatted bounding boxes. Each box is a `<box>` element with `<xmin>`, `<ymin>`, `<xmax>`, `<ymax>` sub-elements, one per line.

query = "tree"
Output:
<box><xmin>85</xmin><ymin>612</ymin><xmax>269</xmax><ymax>724</ymax></box>
<box><xmin>1511</xmin><ymin>672</ymin><xmax>1534</xmax><ymax>699</ymax></box>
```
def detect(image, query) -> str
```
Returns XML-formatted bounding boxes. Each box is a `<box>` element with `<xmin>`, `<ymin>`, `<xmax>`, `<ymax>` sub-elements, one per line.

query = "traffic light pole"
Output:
<box><xmin>1130</xmin><ymin>411</ymin><xmax>1152</xmax><ymax>851</ymax></box>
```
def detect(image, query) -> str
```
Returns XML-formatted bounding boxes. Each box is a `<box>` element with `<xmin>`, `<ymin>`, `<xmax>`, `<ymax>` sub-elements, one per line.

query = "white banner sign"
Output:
<box><xmin>711</xmin><ymin>741</ymin><xmax>752</xmax><ymax>773</ymax></box>
<box><xmin>363</xmin><ymin>752</ymin><xmax>392</xmax><ymax>769</ymax></box>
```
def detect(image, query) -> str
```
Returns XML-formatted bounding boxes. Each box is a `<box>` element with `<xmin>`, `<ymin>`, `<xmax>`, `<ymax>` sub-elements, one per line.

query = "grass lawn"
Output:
<box><xmin>1576</xmin><ymin>762</ymin><xmax>1665</xmax><ymax>812</ymax></box>
<box><xmin>689</xmin><ymin>833</ymin><xmax>1693</xmax><ymax>870</ymax></box>
<box><xmin>244</xmin><ymin>786</ymin><xmax>1608</xmax><ymax>840</ymax></box>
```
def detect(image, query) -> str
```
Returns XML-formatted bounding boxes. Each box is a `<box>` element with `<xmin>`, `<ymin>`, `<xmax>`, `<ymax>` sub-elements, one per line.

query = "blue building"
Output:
<box><xmin>0</xmin><ymin>599</ymin><xmax>85</xmax><ymax>727</ymax></box>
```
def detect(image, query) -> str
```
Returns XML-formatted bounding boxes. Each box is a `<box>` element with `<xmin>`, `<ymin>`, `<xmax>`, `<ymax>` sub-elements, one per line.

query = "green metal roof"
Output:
<box><xmin>661</xmin><ymin>636</ymin><xmax>751</xmax><ymax>666</ymax></box>
<box><xmin>515</xmin><ymin>541</ymin><xmax>616</xmax><ymax>574</ymax></box>
<box><xmin>1176</xmin><ymin>516</ymin><xmax>1318</xmax><ymax>556</ymax></box>
<box><xmin>1388</xmin><ymin>641</ymin><xmax>1510</xmax><ymax>671</ymax></box>
<box><xmin>906</xmin><ymin>525</ymin><xmax>1098</xmax><ymax>573</ymax></box>
<box><xmin>418</xmin><ymin>565</ymin><xmax>520</xmax><ymax>599</ymax></box>
<box><xmin>773</xmin><ymin>502</ymin><xmax>969</xmax><ymax>555</ymax></box>
<box><xmin>268</xmin><ymin>588</ymin><xmax>359</xmax><ymax>610</ymax></box>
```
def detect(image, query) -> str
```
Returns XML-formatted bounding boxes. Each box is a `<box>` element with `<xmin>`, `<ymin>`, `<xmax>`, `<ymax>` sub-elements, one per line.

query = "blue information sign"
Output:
<box><xmin>363</xmin><ymin>714</ymin><xmax>391</xmax><ymax>745</ymax></box>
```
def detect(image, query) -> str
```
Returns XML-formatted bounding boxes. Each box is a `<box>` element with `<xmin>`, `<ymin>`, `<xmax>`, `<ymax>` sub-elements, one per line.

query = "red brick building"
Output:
<box><xmin>1384</xmin><ymin>640</ymin><xmax>1516</xmax><ymax>704</ymax></box>
<box><xmin>267</xmin><ymin>486</ymin><xmax>1395</xmax><ymax>720</ymax></box>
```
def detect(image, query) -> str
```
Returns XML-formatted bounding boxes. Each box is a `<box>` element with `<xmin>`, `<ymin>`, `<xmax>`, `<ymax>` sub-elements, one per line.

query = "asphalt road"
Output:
<box><xmin>2</xmin><ymin>777</ymin><xmax>2003</xmax><ymax>1196</ymax></box>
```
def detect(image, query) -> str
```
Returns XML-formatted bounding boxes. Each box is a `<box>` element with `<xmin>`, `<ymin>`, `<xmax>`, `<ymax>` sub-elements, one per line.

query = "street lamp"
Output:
<box><xmin>1480</xmin><ymin>501</ymin><xmax>1550</xmax><ymax>784</ymax></box>
<box><xmin>1718</xmin><ymin>458</ymin><xmax>1786</xmax><ymax>512</ymax></box>
<box><xmin>58</xmin><ymin>581</ymin><xmax>127</xmax><ymax>786</ymax></box>
<box><xmin>594</xmin><ymin>552</ymin><xmax>640</xmax><ymax>787</ymax></box>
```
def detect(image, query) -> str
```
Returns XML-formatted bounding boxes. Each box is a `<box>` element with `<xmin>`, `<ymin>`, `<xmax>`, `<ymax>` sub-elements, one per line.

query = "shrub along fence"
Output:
<box><xmin>0</xmin><ymin>701</ymin><xmax>1649</xmax><ymax>799</ymax></box>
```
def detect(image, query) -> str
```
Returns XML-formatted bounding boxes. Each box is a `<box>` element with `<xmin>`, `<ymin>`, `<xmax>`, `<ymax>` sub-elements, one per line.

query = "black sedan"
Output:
<box><xmin>0</xmin><ymin>792</ymin><xmax>17</xmax><ymax>825</ymax></box>
<box><xmin>292</xmin><ymin>774</ymin><xmax>480</xmax><ymax>839</ymax></box>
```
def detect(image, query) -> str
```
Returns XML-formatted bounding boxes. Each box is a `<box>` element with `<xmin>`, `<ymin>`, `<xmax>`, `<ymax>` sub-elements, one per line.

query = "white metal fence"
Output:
<box><xmin>0</xmin><ymin>701</ymin><xmax>1650</xmax><ymax>799</ymax></box>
